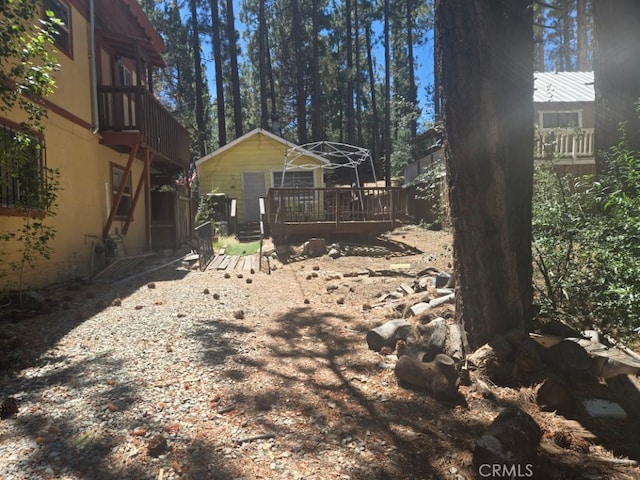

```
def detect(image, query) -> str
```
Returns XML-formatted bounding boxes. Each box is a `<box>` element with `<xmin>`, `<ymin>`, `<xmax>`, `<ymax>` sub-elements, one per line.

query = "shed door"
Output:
<box><xmin>242</xmin><ymin>172</ymin><xmax>266</xmax><ymax>222</ymax></box>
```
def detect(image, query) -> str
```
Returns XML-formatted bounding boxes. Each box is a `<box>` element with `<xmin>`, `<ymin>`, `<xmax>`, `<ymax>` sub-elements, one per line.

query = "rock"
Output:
<box><xmin>328</xmin><ymin>248</ymin><xmax>341</xmax><ymax>259</ymax></box>
<box><xmin>233</xmin><ymin>310</ymin><xmax>245</xmax><ymax>320</ymax></box>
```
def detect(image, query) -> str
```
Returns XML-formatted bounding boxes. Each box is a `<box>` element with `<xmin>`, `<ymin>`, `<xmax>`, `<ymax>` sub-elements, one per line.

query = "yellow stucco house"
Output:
<box><xmin>196</xmin><ymin>128</ymin><xmax>328</xmax><ymax>223</ymax></box>
<box><xmin>1</xmin><ymin>0</ymin><xmax>190</xmax><ymax>289</ymax></box>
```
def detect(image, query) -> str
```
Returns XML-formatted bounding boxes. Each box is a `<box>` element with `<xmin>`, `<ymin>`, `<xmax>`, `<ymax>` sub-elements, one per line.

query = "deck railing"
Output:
<box><xmin>535</xmin><ymin>128</ymin><xmax>594</xmax><ymax>161</ymax></box>
<box><xmin>97</xmin><ymin>86</ymin><xmax>190</xmax><ymax>169</ymax></box>
<box><xmin>267</xmin><ymin>187</ymin><xmax>406</xmax><ymax>226</ymax></box>
<box><xmin>194</xmin><ymin>221</ymin><xmax>214</xmax><ymax>270</ymax></box>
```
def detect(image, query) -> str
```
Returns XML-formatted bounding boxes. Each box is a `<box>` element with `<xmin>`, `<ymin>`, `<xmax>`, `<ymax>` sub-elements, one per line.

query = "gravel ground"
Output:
<box><xmin>1</xmin><ymin>226</ymin><xmax>639</xmax><ymax>480</ymax></box>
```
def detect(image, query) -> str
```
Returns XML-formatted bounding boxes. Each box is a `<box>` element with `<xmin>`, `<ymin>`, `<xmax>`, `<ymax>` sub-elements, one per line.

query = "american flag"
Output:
<box><xmin>187</xmin><ymin>166</ymin><xmax>197</xmax><ymax>187</ymax></box>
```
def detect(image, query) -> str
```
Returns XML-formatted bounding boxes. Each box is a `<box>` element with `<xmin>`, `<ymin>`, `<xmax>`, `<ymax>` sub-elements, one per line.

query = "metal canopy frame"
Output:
<box><xmin>281</xmin><ymin>141</ymin><xmax>378</xmax><ymax>188</ymax></box>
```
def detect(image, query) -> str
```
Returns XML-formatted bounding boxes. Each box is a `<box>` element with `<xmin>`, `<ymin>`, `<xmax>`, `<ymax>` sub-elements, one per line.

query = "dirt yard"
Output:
<box><xmin>1</xmin><ymin>225</ymin><xmax>639</xmax><ymax>479</ymax></box>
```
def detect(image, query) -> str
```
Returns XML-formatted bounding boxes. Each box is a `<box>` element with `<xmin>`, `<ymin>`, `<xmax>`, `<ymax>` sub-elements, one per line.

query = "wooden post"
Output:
<box><xmin>103</xmin><ymin>143</ymin><xmax>138</xmax><ymax>238</ymax></box>
<box><xmin>123</xmin><ymin>150</ymin><xmax>149</xmax><ymax>235</ymax></box>
<box><xmin>144</xmin><ymin>149</ymin><xmax>152</xmax><ymax>251</ymax></box>
<box><xmin>334</xmin><ymin>189</ymin><xmax>340</xmax><ymax>227</ymax></box>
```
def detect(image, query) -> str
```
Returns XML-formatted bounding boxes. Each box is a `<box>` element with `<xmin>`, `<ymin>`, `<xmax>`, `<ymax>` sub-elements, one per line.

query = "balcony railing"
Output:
<box><xmin>535</xmin><ymin>128</ymin><xmax>594</xmax><ymax>161</ymax></box>
<box><xmin>97</xmin><ymin>86</ymin><xmax>190</xmax><ymax>169</ymax></box>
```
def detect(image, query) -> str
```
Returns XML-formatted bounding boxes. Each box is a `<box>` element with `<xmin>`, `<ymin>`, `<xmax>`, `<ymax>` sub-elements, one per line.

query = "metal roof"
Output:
<box><xmin>534</xmin><ymin>71</ymin><xmax>594</xmax><ymax>103</ymax></box>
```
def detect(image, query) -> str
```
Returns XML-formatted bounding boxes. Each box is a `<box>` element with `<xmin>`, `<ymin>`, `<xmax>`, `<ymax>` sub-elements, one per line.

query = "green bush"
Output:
<box><xmin>532</xmin><ymin>145</ymin><xmax>640</xmax><ymax>340</ymax></box>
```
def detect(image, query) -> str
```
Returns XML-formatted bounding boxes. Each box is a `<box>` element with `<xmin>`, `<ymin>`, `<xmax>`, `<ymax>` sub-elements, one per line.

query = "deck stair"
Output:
<box><xmin>236</xmin><ymin>222</ymin><xmax>262</xmax><ymax>242</ymax></box>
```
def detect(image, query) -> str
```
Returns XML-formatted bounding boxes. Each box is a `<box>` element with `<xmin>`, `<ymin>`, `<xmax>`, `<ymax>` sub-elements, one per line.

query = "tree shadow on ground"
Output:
<box><xmin>0</xmin><ymin>261</ymin><xmax>192</xmax><ymax>376</ymax></box>
<box><xmin>192</xmin><ymin>303</ymin><xmax>640</xmax><ymax>479</ymax></box>
<box><xmin>191</xmin><ymin>304</ymin><xmax>484</xmax><ymax>478</ymax></box>
<box><xmin>0</xmin><ymin>343</ymin><xmax>240</xmax><ymax>480</ymax></box>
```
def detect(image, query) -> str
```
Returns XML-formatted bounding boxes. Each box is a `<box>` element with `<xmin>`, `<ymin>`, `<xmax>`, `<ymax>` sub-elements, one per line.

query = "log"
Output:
<box><xmin>572</xmin><ymin>337</ymin><xmax>640</xmax><ymax>379</ymax></box>
<box><xmin>607</xmin><ymin>374</ymin><xmax>640</xmax><ymax>419</ymax></box>
<box><xmin>446</xmin><ymin>321</ymin><xmax>465</xmax><ymax>361</ymax></box>
<box><xmin>408</xmin><ymin>293</ymin><xmax>455</xmax><ymax>316</ymax></box>
<box><xmin>513</xmin><ymin>338</ymin><xmax>544</xmax><ymax>384</ymax></box>
<box><xmin>394</xmin><ymin>353</ymin><xmax>458</xmax><ymax>400</ymax></box>
<box><xmin>473</xmin><ymin>407</ymin><xmax>541</xmax><ymax>476</ymax></box>
<box><xmin>414</xmin><ymin>317</ymin><xmax>448</xmax><ymax>361</ymax></box>
<box><xmin>366</xmin><ymin>319</ymin><xmax>411</xmax><ymax>351</ymax></box>
<box><xmin>543</xmin><ymin>340</ymin><xmax>593</xmax><ymax>379</ymax></box>
<box><xmin>467</xmin><ymin>343</ymin><xmax>514</xmax><ymax>385</ymax></box>
<box><xmin>535</xmin><ymin>376</ymin><xmax>576</xmax><ymax>414</ymax></box>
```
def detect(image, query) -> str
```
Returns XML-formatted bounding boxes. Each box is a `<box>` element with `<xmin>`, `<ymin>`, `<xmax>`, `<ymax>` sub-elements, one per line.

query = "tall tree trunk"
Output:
<box><xmin>354</xmin><ymin>0</ymin><xmax>363</xmax><ymax>147</ymax></box>
<box><xmin>533</xmin><ymin>3</ymin><xmax>546</xmax><ymax>71</ymax></box>
<box><xmin>209</xmin><ymin>0</ymin><xmax>227</xmax><ymax>146</ymax></box>
<box><xmin>365</xmin><ymin>12</ymin><xmax>379</xmax><ymax>174</ymax></box>
<box><xmin>311</xmin><ymin>0</ymin><xmax>323</xmax><ymax>141</ymax></box>
<box><xmin>406</xmin><ymin>0</ymin><xmax>417</xmax><ymax>139</ymax></box>
<box><xmin>258</xmin><ymin>0</ymin><xmax>269</xmax><ymax>130</ymax></box>
<box><xmin>226</xmin><ymin>0</ymin><xmax>243</xmax><ymax>138</ymax></box>
<box><xmin>435</xmin><ymin>0</ymin><xmax>534</xmax><ymax>350</ymax></box>
<box><xmin>561</xmin><ymin>7</ymin><xmax>572</xmax><ymax>70</ymax></box>
<box><xmin>384</xmin><ymin>0</ymin><xmax>391</xmax><ymax>186</ymax></box>
<box><xmin>576</xmin><ymin>0</ymin><xmax>588</xmax><ymax>70</ymax></box>
<box><xmin>345</xmin><ymin>0</ymin><xmax>355</xmax><ymax>144</ymax></box>
<box><xmin>593</xmin><ymin>0</ymin><xmax>640</xmax><ymax>176</ymax></box>
<box><xmin>266</xmin><ymin>28</ymin><xmax>278</xmax><ymax>132</ymax></box>
<box><xmin>291</xmin><ymin>0</ymin><xmax>307</xmax><ymax>144</ymax></box>
<box><xmin>189</xmin><ymin>0</ymin><xmax>207</xmax><ymax>156</ymax></box>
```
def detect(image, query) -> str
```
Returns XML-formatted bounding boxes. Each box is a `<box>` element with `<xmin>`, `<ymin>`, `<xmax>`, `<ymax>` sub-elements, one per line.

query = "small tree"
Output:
<box><xmin>1</xmin><ymin>1</ymin><xmax>61</xmax><ymax>299</ymax></box>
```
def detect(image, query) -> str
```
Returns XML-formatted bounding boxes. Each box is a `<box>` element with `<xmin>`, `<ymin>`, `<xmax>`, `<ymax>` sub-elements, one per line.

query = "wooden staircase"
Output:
<box><xmin>236</xmin><ymin>222</ymin><xmax>262</xmax><ymax>242</ymax></box>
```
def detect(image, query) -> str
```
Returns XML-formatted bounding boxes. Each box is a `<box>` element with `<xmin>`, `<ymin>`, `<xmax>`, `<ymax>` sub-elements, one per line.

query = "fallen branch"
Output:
<box><xmin>218</xmin><ymin>404</ymin><xmax>236</xmax><ymax>414</ymax></box>
<box><xmin>236</xmin><ymin>432</ymin><xmax>276</xmax><ymax>444</ymax></box>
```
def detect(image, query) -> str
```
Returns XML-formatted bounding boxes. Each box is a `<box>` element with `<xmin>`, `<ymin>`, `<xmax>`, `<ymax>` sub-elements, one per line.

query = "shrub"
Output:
<box><xmin>532</xmin><ymin>145</ymin><xmax>640</xmax><ymax>340</ymax></box>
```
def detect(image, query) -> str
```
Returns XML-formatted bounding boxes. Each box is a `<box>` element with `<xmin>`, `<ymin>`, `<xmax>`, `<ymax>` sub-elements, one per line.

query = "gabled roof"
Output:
<box><xmin>534</xmin><ymin>71</ymin><xmax>594</xmax><ymax>103</ymax></box>
<box><xmin>195</xmin><ymin>128</ymin><xmax>330</xmax><ymax>166</ymax></box>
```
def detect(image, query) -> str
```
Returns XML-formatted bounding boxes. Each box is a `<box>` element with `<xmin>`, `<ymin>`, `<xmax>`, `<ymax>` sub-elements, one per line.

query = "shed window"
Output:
<box><xmin>273</xmin><ymin>171</ymin><xmax>315</xmax><ymax>188</ymax></box>
<box><xmin>0</xmin><ymin>120</ymin><xmax>45</xmax><ymax>212</ymax></box>
<box><xmin>44</xmin><ymin>0</ymin><xmax>72</xmax><ymax>56</ymax></box>
<box><xmin>540</xmin><ymin>111</ymin><xmax>581</xmax><ymax>129</ymax></box>
<box><xmin>111</xmin><ymin>165</ymin><xmax>132</xmax><ymax>218</ymax></box>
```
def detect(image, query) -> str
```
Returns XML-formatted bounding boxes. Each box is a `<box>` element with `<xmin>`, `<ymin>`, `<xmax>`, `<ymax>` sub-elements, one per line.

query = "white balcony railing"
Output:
<box><xmin>535</xmin><ymin>128</ymin><xmax>594</xmax><ymax>161</ymax></box>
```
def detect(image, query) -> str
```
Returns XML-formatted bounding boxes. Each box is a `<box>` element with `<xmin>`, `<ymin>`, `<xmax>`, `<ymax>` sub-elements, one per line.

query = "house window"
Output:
<box><xmin>44</xmin><ymin>0</ymin><xmax>72</xmax><ymax>56</ymax></box>
<box><xmin>111</xmin><ymin>165</ymin><xmax>132</xmax><ymax>218</ymax></box>
<box><xmin>272</xmin><ymin>171</ymin><xmax>315</xmax><ymax>188</ymax></box>
<box><xmin>0</xmin><ymin>120</ymin><xmax>44</xmax><ymax>211</ymax></box>
<box><xmin>540</xmin><ymin>111</ymin><xmax>581</xmax><ymax>129</ymax></box>
<box><xmin>118</xmin><ymin>62</ymin><xmax>133</xmax><ymax>86</ymax></box>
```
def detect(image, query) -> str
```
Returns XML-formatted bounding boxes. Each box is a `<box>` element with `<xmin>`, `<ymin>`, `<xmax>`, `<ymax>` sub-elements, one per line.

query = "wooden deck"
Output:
<box><xmin>208</xmin><ymin>253</ymin><xmax>260</xmax><ymax>271</ymax></box>
<box><xmin>266</xmin><ymin>187</ymin><xmax>407</xmax><ymax>238</ymax></box>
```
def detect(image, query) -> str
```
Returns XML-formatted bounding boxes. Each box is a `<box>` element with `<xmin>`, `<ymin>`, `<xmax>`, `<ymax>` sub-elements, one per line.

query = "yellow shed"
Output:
<box><xmin>195</xmin><ymin>129</ymin><xmax>328</xmax><ymax>223</ymax></box>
